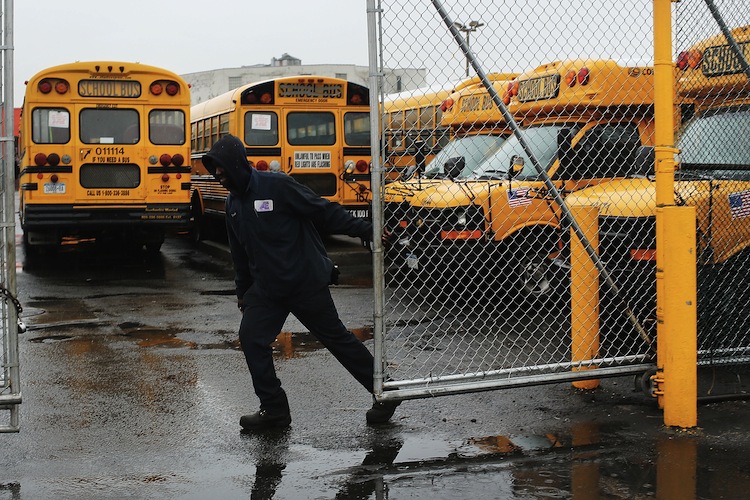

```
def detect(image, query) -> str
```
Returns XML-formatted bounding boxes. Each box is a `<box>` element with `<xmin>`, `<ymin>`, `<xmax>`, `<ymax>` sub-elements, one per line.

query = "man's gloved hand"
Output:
<box><xmin>237</xmin><ymin>298</ymin><xmax>245</xmax><ymax>313</ymax></box>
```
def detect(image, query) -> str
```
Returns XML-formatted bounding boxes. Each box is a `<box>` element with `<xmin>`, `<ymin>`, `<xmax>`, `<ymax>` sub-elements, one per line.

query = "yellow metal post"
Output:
<box><xmin>659</xmin><ymin>207</ymin><xmax>698</xmax><ymax>427</ymax></box>
<box><xmin>654</xmin><ymin>0</ymin><xmax>697</xmax><ymax>427</ymax></box>
<box><xmin>570</xmin><ymin>204</ymin><xmax>600</xmax><ymax>389</ymax></box>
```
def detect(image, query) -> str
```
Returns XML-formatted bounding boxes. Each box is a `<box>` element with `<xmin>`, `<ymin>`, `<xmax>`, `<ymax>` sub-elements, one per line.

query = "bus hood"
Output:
<box><xmin>383</xmin><ymin>178</ymin><xmax>447</xmax><ymax>203</ymax></box>
<box><xmin>409</xmin><ymin>180</ymin><xmax>500</xmax><ymax>208</ymax></box>
<box><xmin>564</xmin><ymin>178</ymin><xmax>656</xmax><ymax>218</ymax></box>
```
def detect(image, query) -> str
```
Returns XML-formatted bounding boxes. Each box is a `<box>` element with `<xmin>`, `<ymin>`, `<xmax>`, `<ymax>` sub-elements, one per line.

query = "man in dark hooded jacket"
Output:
<box><xmin>202</xmin><ymin>134</ymin><xmax>399</xmax><ymax>430</ymax></box>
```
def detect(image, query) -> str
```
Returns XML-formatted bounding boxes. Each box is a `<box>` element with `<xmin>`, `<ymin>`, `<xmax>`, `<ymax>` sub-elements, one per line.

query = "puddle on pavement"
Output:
<box><xmin>265</xmin><ymin>420</ymin><xmax>748</xmax><ymax>499</ymax></box>
<box><xmin>23</xmin><ymin>299</ymin><xmax>96</xmax><ymax>325</ymax></box>
<box><xmin>271</xmin><ymin>327</ymin><xmax>373</xmax><ymax>359</ymax></box>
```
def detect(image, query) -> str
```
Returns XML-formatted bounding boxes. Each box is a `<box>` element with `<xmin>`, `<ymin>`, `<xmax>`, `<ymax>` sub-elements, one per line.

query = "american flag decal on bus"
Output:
<box><xmin>729</xmin><ymin>190</ymin><xmax>750</xmax><ymax>219</ymax></box>
<box><xmin>507</xmin><ymin>187</ymin><xmax>532</xmax><ymax>208</ymax></box>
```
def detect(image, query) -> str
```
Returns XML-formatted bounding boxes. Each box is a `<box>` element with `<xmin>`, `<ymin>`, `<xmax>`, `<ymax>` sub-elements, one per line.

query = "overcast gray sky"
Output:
<box><xmin>13</xmin><ymin>0</ymin><xmax>737</xmax><ymax>107</ymax></box>
<box><xmin>13</xmin><ymin>0</ymin><xmax>370</xmax><ymax>106</ymax></box>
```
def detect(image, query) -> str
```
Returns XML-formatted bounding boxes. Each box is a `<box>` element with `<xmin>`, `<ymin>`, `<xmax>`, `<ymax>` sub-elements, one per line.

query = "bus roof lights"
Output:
<box><xmin>349</xmin><ymin>93</ymin><xmax>364</xmax><ymax>105</ymax></box>
<box><xmin>166</xmin><ymin>82</ymin><xmax>179</xmax><ymax>96</ymax></box>
<box><xmin>38</xmin><ymin>80</ymin><xmax>52</xmax><ymax>94</ymax></box>
<box><xmin>676</xmin><ymin>50</ymin><xmax>702</xmax><ymax>71</ymax></box>
<box><xmin>150</xmin><ymin>83</ymin><xmax>164</xmax><ymax>96</ymax></box>
<box><xmin>440</xmin><ymin>97</ymin><xmax>454</xmax><ymax>112</ymax></box>
<box><xmin>577</xmin><ymin>67</ymin><xmax>590</xmax><ymax>85</ymax></box>
<box><xmin>159</xmin><ymin>153</ymin><xmax>172</xmax><ymax>166</ymax></box>
<box><xmin>34</xmin><ymin>153</ymin><xmax>47</xmax><ymax>166</ymax></box>
<box><xmin>260</xmin><ymin>92</ymin><xmax>273</xmax><ymax>104</ymax></box>
<box><xmin>55</xmin><ymin>81</ymin><xmax>69</xmax><ymax>94</ymax></box>
<box><xmin>564</xmin><ymin>69</ymin><xmax>577</xmax><ymax>87</ymax></box>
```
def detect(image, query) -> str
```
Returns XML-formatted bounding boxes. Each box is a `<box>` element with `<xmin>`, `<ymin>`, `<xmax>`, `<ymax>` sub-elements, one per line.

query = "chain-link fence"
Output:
<box><xmin>0</xmin><ymin>0</ymin><xmax>21</xmax><ymax>433</ymax></box>
<box><xmin>368</xmin><ymin>0</ymin><xmax>750</xmax><ymax>404</ymax></box>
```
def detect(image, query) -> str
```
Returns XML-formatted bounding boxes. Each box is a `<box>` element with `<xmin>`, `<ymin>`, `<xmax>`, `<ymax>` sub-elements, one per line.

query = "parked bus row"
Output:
<box><xmin>383</xmin><ymin>25</ymin><xmax>750</xmax><ymax>347</ymax></box>
<box><xmin>18</xmin><ymin>70</ymin><xmax>376</xmax><ymax>253</ymax></box>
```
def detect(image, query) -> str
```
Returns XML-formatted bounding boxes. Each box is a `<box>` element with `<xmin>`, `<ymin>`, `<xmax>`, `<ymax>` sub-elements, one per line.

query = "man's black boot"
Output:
<box><xmin>241</xmin><ymin>391</ymin><xmax>291</xmax><ymax>430</ymax></box>
<box><xmin>240</xmin><ymin>409</ymin><xmax>292</xmax><ymax>430</ymax></box>
<box><xmin>366</xmin><ymin>398</ymin><xmax>401</xmax><ymax>425</ymax></box>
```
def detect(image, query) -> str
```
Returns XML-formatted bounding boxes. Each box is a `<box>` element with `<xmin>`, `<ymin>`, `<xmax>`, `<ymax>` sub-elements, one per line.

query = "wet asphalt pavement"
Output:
<box><xmin>2</xmin><ymin>234</ymin><xmax>750</xmax><ymax>499</ymax></box>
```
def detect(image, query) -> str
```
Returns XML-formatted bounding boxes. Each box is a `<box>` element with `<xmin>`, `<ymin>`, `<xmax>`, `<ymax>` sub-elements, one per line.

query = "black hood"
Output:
<box><xmin>203</xmin><ymin>135</ymin><xmax>252</xmax><ymax>195</ymax></box>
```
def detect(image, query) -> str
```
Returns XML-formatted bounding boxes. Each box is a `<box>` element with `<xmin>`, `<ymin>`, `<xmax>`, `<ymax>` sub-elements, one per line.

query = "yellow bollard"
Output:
<box><xmin>659</xmin><ymin>206</ymin><xmax>697</xmax><ymax>428</ymax></box>
<box><xmin>570</xmin><ymin>204</ymin><xmax>600</xmax><ymax>389</ymax></box>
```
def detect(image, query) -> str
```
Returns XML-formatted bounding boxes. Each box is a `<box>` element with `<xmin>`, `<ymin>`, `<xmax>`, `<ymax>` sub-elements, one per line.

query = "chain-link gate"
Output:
<box><xmin>367</xmin><ymin>0</ymin><xmax>750</xmax><ymax>408</ymax></box>
<box><xmin>0</xmin><ymin>0</ymin><xmax>21</xmax><ymax>432</ymax></box>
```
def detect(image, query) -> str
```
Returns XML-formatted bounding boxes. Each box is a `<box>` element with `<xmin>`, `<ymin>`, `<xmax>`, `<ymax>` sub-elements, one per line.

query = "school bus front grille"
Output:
<box><xmin>80</xmin><ymin>164</ymin><xmax>141</xmax><ymax>189</ymax></box>
<box><xmin>598</xmin><ymin>215</ymin><xmax>656</xmax><ymax>269</ymax></box>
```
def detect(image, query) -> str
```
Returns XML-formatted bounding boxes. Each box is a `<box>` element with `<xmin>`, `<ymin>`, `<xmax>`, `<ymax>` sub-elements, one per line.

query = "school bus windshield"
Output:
<box><xmin>422</xmin><ymin>134</ymin><xmax>507</xmax><ymax>178</ymax></box>
<box><xmin>464</xmin><ymin>125</ymin><xmax>569</xmax><ymax>180</ymax></box>
<box><xmin>679</xmin><ymin>105</ymin><xmax>750</xmax><ymax>170</ymax></box>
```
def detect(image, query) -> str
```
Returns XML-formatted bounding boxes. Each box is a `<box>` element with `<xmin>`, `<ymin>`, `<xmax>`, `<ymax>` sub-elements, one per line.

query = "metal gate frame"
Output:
<box><xmin>0</xmin><ymin>0</ymin><xmax>21</xmax><ymax>433</ymax></box>
<box><xmin>367</xmin><ymin>0</ymin><xmax>658</xmax><ymax>403</ymax></box>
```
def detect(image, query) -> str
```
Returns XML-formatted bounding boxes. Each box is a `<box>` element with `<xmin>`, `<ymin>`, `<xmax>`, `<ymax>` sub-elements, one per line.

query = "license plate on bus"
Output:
<box><xmin>43</xmin><ymin>182</ymin><xmax>66</xmax><ymax>194</ymax></box>
<box><xmin>348</xmin><ymin>208</ymin><xmax>370</xmax><ymax>219</ymax></box>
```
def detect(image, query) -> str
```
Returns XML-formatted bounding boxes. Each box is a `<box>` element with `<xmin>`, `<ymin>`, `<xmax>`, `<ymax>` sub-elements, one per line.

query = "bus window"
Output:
<box><xmin>564</xmin><ymin>122</ymin><xmax>641</xmax><ymax>179</ymax></box>
<box><xmin>244</xmin><ymin>112</ymin><xmax>278</xmax><ymax>146</ymax></box>
<box><xmin>32</xmin><ymin>108</ymin><xmax>70</xmax><ymax>144</ymax></box>
<box><xmin>149</xmin><ymin>110</ymin><xmax>185</xmax><ymax>145</ymax></box>
<box><xmin>287</xmin><ymin>112</ymin><xmax>335</xmax><ymax>146</ymax></box>
<box><xmin>344</xmin><ymin>112</ymin><xmax>370</xmax><ymax>146</ymax></box>
<box><xmin>80</xmin><ymin>108</ymin><xmax>139</xmax><ymax>144</ymax></box>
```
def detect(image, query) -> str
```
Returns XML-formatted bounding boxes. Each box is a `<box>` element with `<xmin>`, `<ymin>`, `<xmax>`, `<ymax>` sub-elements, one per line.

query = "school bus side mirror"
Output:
<box><xmin>401</xmin><ymin>165</ymin><xmax>418</xmax><ymax>181</ymax></box>
<box><xmin>508</xmin><ymin>155</ymin><xmax>524</xmax><ymax>179</ymax></box>
<box><xmin>444</xmin><ymin>156</ymin><xmax>465</xmax><ymax>179</ymax></box>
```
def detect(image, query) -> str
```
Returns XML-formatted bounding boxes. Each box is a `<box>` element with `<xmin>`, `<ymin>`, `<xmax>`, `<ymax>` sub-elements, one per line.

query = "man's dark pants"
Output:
<box><xmin>239</xmin><ymin>284</ymin><xmax>376</xmax><ymax>412</ymax></box>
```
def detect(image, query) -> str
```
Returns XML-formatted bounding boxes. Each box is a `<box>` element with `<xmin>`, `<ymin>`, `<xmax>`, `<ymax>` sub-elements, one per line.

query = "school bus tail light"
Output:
<box><xmin>46</xmin><ymin>153</ymin><xmax>61</xmax><ymax>166</ymax></box>
<box><xmin>165</xmin><ymin>82</ymin><xmax>179</xmax><ymax>96</ymax></box>
<box><xmin>255</xmin><ymin>160</ymin><xmax>269</xmax><ymax>171</ymax></box>
<box><xmin>34</xmin><ymin>153</ymin><xmax>48</xmax><ymax>166</ymax></box>
<box><xmin>355</xmin><ymin>160</ymin><xmax>369</xmax><ymax>173</ymax></box>
<box><xmin>171</xmin><ymin>153</ymin><xmax>184</xmax><ymax>166</ymax></box>
<box><xmin>150</xmin><ymin>82</ymin><xmax>164</xmax><ymax>95</ymax></box>
<box><xmin>676</xmin><ymin>50</ymin><xmax>702</xmax><ymax>70</ymax></box>
<box><xmin>159</xmin><ymin>154</ymin><xmax>172</xmax><ymax>166</ymax></box>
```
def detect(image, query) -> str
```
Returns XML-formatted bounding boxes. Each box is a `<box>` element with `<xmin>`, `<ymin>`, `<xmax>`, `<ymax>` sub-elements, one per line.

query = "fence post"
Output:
<box><xmin>570</xmin><ymin>204</ymin><xmax>600</xmax><ymax>389</ymax></box>
<box><xmin>653</xmin><ymin>0</ymin><xmax>697</xmax><ymax>428</ymax></box>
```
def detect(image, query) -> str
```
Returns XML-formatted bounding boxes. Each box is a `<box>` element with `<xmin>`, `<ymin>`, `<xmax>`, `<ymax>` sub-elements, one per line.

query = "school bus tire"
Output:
<box><xmin>504</xmin><ymin>227</ymin><xmax>562</xmax><ymax>305</ymax></box>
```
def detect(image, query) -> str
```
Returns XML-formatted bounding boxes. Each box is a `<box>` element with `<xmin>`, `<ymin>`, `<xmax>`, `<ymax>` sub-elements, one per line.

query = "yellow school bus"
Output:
<box><xmin>383</xmin><ymin>84</ymin><xmax>454</xmax><ymax>177</ymax></box>
<box><xmin>399</xmin><ymin>59</ymin><xmax>659</xmax><ymax>301</ymax></box>
<box><xmin>565</xmin><ymin>26</ymin><xmax>750</xmax><ymax>338</ymax></box>
<box><xmin>383</xmin><ymin>74</ymin><xmax>518</xmax><ymax>278</ymax></box>
<box><xmin>18</xmin><ymin>61</ymin><xmax>191</xmax><ymax>254</ymax></box>
<box><xmin>382</xmin><ymin>75</ymin><xmax>509</xmax><ymax>179</ymax></box>
<box><xmin>190</xmin><ymin>75</ymin><xmax>372</xmax><ymax>239</ymax></box>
